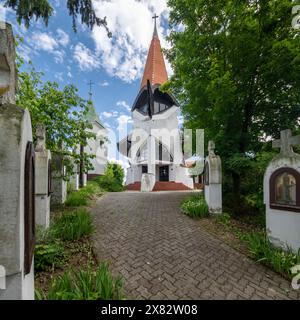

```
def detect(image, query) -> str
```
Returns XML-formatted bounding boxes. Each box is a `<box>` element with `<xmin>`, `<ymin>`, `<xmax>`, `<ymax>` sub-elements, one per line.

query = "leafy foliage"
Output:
<box><xmin>45</xmin><ymin>263</ymin><xmax>123</xmax><ymax>300</ymax></box>
<box><xmin>34</xmin><ymin>227</ymin><xmax>66</xmax><ymax>272</ymax></box>
<box><xmin>165</xmin><ymin>0</ymin><xmax>300</xmax><ymax>214</ymax></box>
<box><xmin>97</xmin><ymin>162</ymin><xmax>125</xmax><ymax>192</ymax></box>
<box><xmin>16</xmin><ymin>63</ymin><xmax>97</xmax><ymax>178</ymax></box>
<box><xmin>244</xmin><ymin>232</ymin><xmax>300</xmax><ymax>278</ymax></box>
<box><xmin>51</xmin><ymin>209</ymin><xmax>94</xmax><ymax>241</ymax></box>
<box><xmin>4</xmin><ymin>0</ymin><xmax>111</xmax><ymax>34</ymax></box>
<box><xmin>34</xmin><ymin>243</ymin><xmax>65</xmax><ymax>272</ymax></box>
<box><xmin>181</xmin><ymin>194</ymin><xmax>209</xmax><ymax>218</ymax></box>
<box><xmin>65</xmin><ymin>181</ymin><xmax>102</xmax><ymax>207</ymax></box>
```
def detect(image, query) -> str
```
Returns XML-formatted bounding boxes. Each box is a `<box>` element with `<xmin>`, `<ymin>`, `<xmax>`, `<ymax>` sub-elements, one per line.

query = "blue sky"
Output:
<box><xmin>1</xmin><ymin>0</ymin><xmax>175</xmax><ymax>166</ymax></box>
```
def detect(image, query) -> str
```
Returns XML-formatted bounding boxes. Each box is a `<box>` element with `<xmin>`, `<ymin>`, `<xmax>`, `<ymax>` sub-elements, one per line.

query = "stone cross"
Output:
<box><xmin>35</xmin><ymin>124</ymin><xmax>46</xmax><ymax>152</ymax></box>
<box><xmin>208</xmin><ymin>140</ymin><xmax>216</xmax><ymax>156</ymax></box>
<box><xmin>0</xmin><ymin>22</ymin><xmax>16</xmax><ymax>105</ymax></box>
<box><xmin>272</xmin><ymin>129</ymin><xmax>300</xmax><ymax>156</ymax></box>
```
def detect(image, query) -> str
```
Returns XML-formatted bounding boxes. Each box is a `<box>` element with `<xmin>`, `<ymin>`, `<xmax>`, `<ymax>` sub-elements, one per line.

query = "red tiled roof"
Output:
<box><xmin>140</xmin><ymin>31</ymin><xmax>168</xmax><ymax>89</ymax></box>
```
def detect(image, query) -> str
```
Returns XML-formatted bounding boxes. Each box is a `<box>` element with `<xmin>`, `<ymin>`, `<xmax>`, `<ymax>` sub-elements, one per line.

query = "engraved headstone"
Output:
<box><xmin>35</xmin><ymin>124</ymin><xmax>52</xmax><ymax>228</ymax></box>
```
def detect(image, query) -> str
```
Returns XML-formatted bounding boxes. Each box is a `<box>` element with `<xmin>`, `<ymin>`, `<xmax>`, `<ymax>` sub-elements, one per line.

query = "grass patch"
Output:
<box><xmin>181</xmin><ymin>194</ymin><xmax>209</xmax><ymax>218</ymax></box>
<box><xmin>244</xmin><ymin>232</ymin><xmax>300</xmax><ymax>278</ymax></box>
<box><xmin>37</xmin><ymin>263</ymin><xmax>123</xmax><ymax>300</ymax></box>
<box><xmin>65</xmin><ymin>192</ymin><xmax>88</xmax><ymax>207</ymax></box>
<box><xmin>52</xmin><ymin>209</ymin><xmax>94</xmax><ymax>242</ymax></box>
<box><xmin>65</xmin><ymin>181</ymin><xmax>102</xmax><ymax>207</ymax></box>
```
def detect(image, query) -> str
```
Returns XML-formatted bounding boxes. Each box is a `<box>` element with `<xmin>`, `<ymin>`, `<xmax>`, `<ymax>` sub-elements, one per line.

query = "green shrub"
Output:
<box><xmin>66</xmin><ymin>182</ymin><xmax>102</xmax><ymax>207</ymax></box>
<box><xmin>35</xmin><ymin>243</ymin><xmax>65</xmax><ymax>272</ymax></box>
<box><xmin>45</xmin><ymin>263</ymin><xmax>123</xmax><ymax>300</ymax></box>
<box><xmin>96</xmin><ymin>162</ymin><xmax>124</xmax><ymax>192</ymax></box>
<box><xmin>181</xmin><ymin>194</ymin><xmax>209</xmax><ymax>218</ymax></box>
<box><xmin>97</xmin><ymin>175</ymin><xmax>124</xmax><ymax>192</ymax></box>
<box><xmin>35</xmin><ymin>227</ymin><xmax>66</xmax><ymax>272</ymax></box>
<box><xmin>244</xmin><ymin>232</ymin><xmax>300</xmax><ymax>278</ymax></box>
<box><xmin>65</xmin><ymin>191</ymin><xmax>88</xmax><ymax>207</ymax></box>
<box><xmin>52</xmin><ymin>209</ymin><xmax>94</xmax><ymax>241</ymax></box>
<box><xmin>216</xmin><ymin>212</ymin><xmax>231</xmax><ymax>226</ymax></box>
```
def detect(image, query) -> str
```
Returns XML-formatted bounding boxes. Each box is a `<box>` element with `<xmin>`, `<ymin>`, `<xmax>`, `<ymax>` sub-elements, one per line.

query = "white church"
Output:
<box><xmin>118</xmin><ymin>17</ymin><xmax>194</xmax><ymax>191</ymax></box>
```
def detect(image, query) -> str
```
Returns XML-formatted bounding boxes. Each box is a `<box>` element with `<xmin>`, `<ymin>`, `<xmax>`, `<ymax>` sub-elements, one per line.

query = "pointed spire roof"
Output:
<box><xmin>140</xmin><ymin>14</ymin><xmax>168</xmax><ymax>89</ymax></box>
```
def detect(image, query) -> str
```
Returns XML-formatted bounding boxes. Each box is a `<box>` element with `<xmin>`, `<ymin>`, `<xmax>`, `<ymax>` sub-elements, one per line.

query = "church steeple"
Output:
<box><xmin>140</xmin><ymin>14</ymin><xmax>168</xmax><ymax>89</ymax></box>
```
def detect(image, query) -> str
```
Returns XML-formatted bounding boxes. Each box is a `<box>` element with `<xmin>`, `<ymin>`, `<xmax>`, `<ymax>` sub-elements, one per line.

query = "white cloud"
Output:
<box><xmin>102</xmin><ymin>111</ymin><xmax>113</xmax><ymax>118</ymax></box>
<box><xmin>57</xmin><ymin>29</ymin><xmax>70</xmax><ymax>46</ymax></box>
<box><xmin>74</xmin><ymin>43</ymin><xmax>100</xmax><ymax>71</ymax></box>
<box><xmin>29</xmin><ymin>31</ymin><xmax>67</xmax><ymax>64</ymax></box>
<box><xmin>53</xmin><ymin>49</ymin><xmax>65</xmax><ymax>64</ymax></box>
<box><xmin>92</xmin><ymin>0</ymin><xmax>170</xmax><ymax>83</ymax></box>
<box><xmin>117</xmin><ymin>100</ymin><xmax>131</xmax><ymax>112</ymax></box>
<box><xmin>54</xmin><ymin>72</ymin><xmax>64</xmax><ymax>82</ymax></box>
<box><xmin>117</xmin><ymin>114</ymin><xmax>132</xmax><ymax>131</ymax></box>
<box><xmin>99</xmin><ymin>80</ymin><xmax>109</xmax><ymax>87</ymax></box>
<box><xmin>32</xmin><ymin>32</ymin><xmax>58</xmax><ymax>52</ymax></box>
<box><xmin>108</xmin><ymin>157</ymin><xmax>130</xmax><ymax>170</ymax></box>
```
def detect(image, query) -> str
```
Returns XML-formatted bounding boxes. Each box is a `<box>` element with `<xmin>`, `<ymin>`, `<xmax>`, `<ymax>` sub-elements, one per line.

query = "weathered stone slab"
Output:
<box><xmin>204</xmin><ymin>141</ymin><xmax>222</xmax><ymax>214</ymax></box>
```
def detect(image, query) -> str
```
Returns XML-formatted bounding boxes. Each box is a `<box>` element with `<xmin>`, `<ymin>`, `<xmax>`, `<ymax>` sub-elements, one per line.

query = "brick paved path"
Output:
<box><xmin>91</xmin><ymin>191</ymin><xmax>300</xmax><ymax>300</ymax></box>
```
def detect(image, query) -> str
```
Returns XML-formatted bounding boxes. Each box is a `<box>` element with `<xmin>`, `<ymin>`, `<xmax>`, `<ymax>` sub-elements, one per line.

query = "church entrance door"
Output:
<box><xmin>159</xmin><ymin>166</ymin><xmax>169</xmax><ymax>182</ymax></box>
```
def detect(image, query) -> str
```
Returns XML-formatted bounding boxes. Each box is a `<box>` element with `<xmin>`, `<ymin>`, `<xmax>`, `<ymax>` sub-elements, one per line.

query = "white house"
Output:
<box><xmin>118</xmin><ymin>18</ymin><xmax>194</xmax><ymax>191</ymax></box>
<box><xmin>84</xmin><ymin>101</ymin><xmax>108</xmax><ymax>180</ymax></box>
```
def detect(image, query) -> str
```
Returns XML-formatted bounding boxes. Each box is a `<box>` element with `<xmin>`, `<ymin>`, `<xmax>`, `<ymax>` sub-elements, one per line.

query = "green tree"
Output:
<box><xmin>3</xmin><ymin>0</ymin><xmax>111</xmax><ymax>34</ymax></box>
<box><xmin>165</xmin><ymin>0</ymin><xmax>300</xmax><ymax>214</ymax></box>
<box><xmin>17</xmin><ymin>63</ymin><xmax>96</xmax><ymax>177</ymax></box>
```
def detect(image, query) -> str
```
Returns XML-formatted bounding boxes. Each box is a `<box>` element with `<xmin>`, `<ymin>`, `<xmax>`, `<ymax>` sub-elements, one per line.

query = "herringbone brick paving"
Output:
<box><xmin>91</xmin><ymin>191</ymin><xmax>300</xmax><ymax>300</ymax></box>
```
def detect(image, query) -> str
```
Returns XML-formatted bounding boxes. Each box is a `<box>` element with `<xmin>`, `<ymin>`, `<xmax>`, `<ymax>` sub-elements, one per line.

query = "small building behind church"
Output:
<box><xmin>84</xmin><ymin>101</ymin><xmax>108</xmax><ymax>180</ymax></box>
<box><xmin>118</xmin><ymin>18</ymin><xmax>194</xmax><ymax>191</ymax></box>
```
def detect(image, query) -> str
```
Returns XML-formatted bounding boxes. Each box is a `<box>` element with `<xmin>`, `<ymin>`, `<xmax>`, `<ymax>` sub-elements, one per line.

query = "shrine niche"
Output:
<box><xmin>264</xmin><ymin>129</ymin><xmax>300</xmax><ymax>253</ymax></box>
<box><xmin>269</xmin><ymin>168</ymin><xmax>300</xmax><ymax>212</ymax></box>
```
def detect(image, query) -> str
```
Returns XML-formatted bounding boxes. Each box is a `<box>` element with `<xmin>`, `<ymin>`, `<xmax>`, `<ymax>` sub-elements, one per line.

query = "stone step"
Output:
<box><xmin>153</xmin><ymin>182</ymin><xmax>192</xmax><ymax>191</ymax></box>
<box><xmin>126</xmin><ymin>181</ymin><xmax>193</xmax><ymax>191</ymax></box>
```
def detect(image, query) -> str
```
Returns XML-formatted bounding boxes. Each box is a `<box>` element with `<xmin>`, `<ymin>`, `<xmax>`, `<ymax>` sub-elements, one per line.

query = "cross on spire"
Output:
<box><xmin>272</xmin><ymin>129</ymin><xmax>300</xmax><ymax>156</ymax></box>
<box><xmin>208</xmin><ymin>140</ymin><xmax>215</xmax><ymax>156</ymax></box>
<box><xmin>152</xmin><ymin>13</ymin><xmax>159</xmax><ymax>37</ymax></box>
<box><xmin>87</xmin><ymin>80</ymin><xmax>94</xmax><ymax>101</ymax></box>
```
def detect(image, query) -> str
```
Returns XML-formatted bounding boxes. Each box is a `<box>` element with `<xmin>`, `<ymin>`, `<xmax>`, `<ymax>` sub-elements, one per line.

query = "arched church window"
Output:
<box><xmin>270</xmin><ymin>168</ymin><xmax>300</xmax><ymax>212</ymax></box>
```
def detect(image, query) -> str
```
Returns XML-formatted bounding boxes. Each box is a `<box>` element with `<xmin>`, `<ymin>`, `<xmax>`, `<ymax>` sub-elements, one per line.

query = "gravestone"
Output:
<box><xmin>0</xmin><ymin>23</ymin><xmax>34</xmax><ymax>300</ymax></box>
<box><xmin>35</xmin><ymin>124</ymin><xmax>52</xmax><ymax>228</ymax></box>
<box><xmin>69</xmin><ymin>163</ymin><xmax>79</xmax><ymax>191</ymax></box>
<box><xmin>264</xmin><ymin>129</ymin><xmax>300</xmax><ymax>253</ymax></box>
<box><xmin>204</xmin><ymin>141</ymin><xmax>222</xmax><ymax>214</ymax></box>
<box><xmin>51</xmin><ymin>154</ymin><xmax>67</xmax><ymax>206</ymax></box>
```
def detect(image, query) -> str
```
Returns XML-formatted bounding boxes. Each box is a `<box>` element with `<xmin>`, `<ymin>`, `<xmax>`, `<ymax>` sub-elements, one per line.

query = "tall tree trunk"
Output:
<box><xmin>79</xmin><ymin>143</ymin><xmax>84</xmax><ymax>188</ymax></box>
<box><xmin>232</xmin><ymin>171</ymin><xmax>241</xmax><ymax>213</ymax></box>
